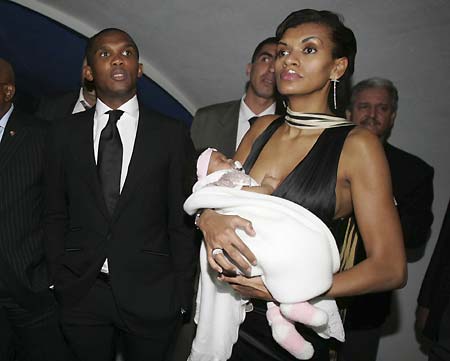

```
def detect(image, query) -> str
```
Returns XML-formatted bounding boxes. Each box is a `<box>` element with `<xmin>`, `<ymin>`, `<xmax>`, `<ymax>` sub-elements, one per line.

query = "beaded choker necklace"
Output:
<box><xmin>285</xmin><ymin>107</ymin><xmax>353</xmax><ymax>129</ymax></box>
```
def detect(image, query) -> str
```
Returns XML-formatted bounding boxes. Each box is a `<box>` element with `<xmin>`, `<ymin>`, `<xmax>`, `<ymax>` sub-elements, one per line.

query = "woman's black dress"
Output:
<box><xmin>229</xmin><ymin>116</ymin><xmax>354</xmax><ymax>361</ymax></box>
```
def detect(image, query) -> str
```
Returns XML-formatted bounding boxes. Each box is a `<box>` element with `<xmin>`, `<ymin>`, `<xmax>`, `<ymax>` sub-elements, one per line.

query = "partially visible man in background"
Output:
<box><xmin>191</xmin><ymin>37</ymin><xmax>283</xmax><ymax>157</ymax></box>
<box><xmin>36</xmin><ymin>57</ymin><xmax>96</xmax><ymax>122</ymax></box>
<box><xmin>340</xmin><ymin>77</ymin><xmax>434</xmax><ymax>361</ymax></box>
<box><xmin>417</xmin><ymin>200</ymin><xmax>450</xmax><ymax>361</ymax></box>
<box><xmin>0</xmin><ymin>58</ymin><xmax>71</xmax><ymax>361</ymax></box>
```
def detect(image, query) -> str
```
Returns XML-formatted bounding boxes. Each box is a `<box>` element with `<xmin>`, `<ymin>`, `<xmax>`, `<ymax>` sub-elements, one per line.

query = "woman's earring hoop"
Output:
<box><xmin>331</xmin><ymin>78</ymin><xmax>339</xmax><ymax>110</ymax></box>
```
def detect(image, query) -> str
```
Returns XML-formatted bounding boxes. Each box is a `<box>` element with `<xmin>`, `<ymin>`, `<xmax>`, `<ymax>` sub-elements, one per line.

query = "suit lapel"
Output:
<box><xmin>0</xmin><ymin>110</ymin><xmax>28</xmax><ymax>174</ymax></box>
<box><xmin>218</xmin><ymin>100</ymin><xmax>240</xmax><ymax>157</ymax></box>
<box><xmin>75</xmin><ymin>109</ymin><xmax>110</xmax><ymax>220</ymax></box>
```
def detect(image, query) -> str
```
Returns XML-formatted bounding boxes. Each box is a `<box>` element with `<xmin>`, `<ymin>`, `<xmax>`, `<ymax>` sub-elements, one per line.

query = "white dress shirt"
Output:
<box><xmin>0</xmin><ymin>104</ymin><xmax>14</xmax><ymax>143</ymax></box>
<box><xmin>93</xmin><ymin>96</ymin><xmax>139</xmax><ymax>192</ymax></box>
<box><xmin>235</xmin><ymin>95</ymin><xmax>276</xmax><ymax>149</ymax></box>
<box><xmin>72</xmin><ymin>87</ymin><xmax>93</xmax><ymax>114</ymax></box>
<box><xmin>93</xmin><ymin>96</ymin><xmax>139</xmax><ymax>273</ymax></box>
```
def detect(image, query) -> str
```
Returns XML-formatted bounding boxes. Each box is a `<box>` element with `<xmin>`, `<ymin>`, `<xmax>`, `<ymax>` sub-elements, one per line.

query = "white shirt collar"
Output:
<box><xmin>0</xmin><ymin>103</ymin><xmax>14</xmax><ymax>128</ymax></box>
<box><xmin>79</xmin><ymin>87</ymin><xmax>87</xmax><ymax>103</ymax></box>
<box><xmin>95</xmin><ymin>95</ymin><xmax>139</xmax><ymax>119</ymax></box>
<box><xmin>239</xmin><ymin>94</ymin><xmax>276</xmax><ymax>123</ymax></box>
<box><xmin>72</xmin><ymin>88</ymin><xmax>92</xmax><ymax>114</ymax></box>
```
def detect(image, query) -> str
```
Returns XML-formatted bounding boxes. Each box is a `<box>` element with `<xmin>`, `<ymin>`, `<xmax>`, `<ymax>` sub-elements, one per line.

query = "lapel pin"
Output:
<box><xmin>9</xmin><ymin>130</ymin><xmax>16</xmax><ymax>137</ymax></box>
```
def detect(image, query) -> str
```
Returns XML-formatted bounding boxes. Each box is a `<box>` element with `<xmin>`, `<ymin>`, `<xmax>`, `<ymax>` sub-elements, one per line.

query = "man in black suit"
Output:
<box><xmin>417</xmin><ymin>200</ymin><xmax>450</xmax><ymax>361</ymax></box>
<box><xmin>36</xmin><ymin>57</ymin><xmax>97</xmax><ymax>122</ymax></box>
<box><xmin>0</xmin><ymin>58</ymin><xmax>71</xmax><ymax>360</ymax></box>
<box><xmin>44</xmin><ymin>29</ymin><xmax>197</xmax><ymax>361</ymax></box>
<box><xmin>191</xmin><ymin>37</ymin><xmax>283</xmax><ymax>157</ymax></box>
<box><xmin>339</xmin><ymin>77</ymin><xmax>434</xmax><ymax>360</ymax></box>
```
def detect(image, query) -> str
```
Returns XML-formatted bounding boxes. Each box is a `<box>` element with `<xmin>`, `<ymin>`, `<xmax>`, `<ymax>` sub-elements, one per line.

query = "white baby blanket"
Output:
<box><xmin>184</xmin><ymin>187</ymin><xmax>344</xmax><ymax>361</ymax></box>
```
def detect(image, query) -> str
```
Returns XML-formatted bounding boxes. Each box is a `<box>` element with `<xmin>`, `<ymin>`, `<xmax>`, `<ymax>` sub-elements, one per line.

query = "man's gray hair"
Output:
<box><xmin>349</xmin><ymin>77</ymin><xmax>399</xmax><ymax>112</ymax></box>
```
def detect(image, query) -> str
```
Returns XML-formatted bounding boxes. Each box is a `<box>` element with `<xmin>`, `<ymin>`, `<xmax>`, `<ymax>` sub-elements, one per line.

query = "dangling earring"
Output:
<box><xmin>331</xmin><ymin>78</ymin><xmax>339</xmax><ymax>110</ymax></box>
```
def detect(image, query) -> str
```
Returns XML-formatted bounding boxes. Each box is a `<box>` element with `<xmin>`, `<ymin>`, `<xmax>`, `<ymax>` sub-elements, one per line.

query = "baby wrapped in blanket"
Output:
<box><xmin>184</xmin><ymin>148</ymin><xmax>345</xmax><ymax>361</ymax></box>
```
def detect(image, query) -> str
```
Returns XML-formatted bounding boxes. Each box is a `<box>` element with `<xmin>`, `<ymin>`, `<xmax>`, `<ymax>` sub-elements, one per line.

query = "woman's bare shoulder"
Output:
<box><xmin>341</xmin><ymin>126</ymin><xmax>388</xmax><ymax>180</ymax></box>
<box><xmin>248</xmin><ymin>114</ymin><xmax>282</xmax><ymax>137</ymax></box>
<box><xmin>345</xmin><ymin>126</ymin><xmax>383</xmax><ymax>154</ymax></box>
<box><xmin>235</xmin><ymin>114</ymin><xmax>282</xmax><ymax>161</ymax></box>
<box><xmin>253</xmin><ymin>114</ymin><xmax>282</xmax><ymax>126</ymax></box>
<box><xmin>242</xmin><ymin>114</ymin><xmax>281</xmax><ymax>140</ymax></box>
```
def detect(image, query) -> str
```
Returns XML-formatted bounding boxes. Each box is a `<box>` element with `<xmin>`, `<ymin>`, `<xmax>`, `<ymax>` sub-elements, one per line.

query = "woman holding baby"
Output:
<box><xmin>196</xmin><ymin>9</ymin><xmax>406</xmax><ymax>361</ymax></box>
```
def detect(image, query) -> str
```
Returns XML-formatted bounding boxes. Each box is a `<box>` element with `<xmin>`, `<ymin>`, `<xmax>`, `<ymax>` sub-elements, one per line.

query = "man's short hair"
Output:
<box><xmin>250</xmin><ymin>37</ymin><xmax>278</xmax><ymax>63</ymax></box>
<box><xmin>85</xmin><ymin>28</ymin><xmax>139</xmax><ymax>67</ymax></box>
<box><xmin>349</xmin><ymin>77</ymin><xmax>399</xmax><ymax>112</ymax></box>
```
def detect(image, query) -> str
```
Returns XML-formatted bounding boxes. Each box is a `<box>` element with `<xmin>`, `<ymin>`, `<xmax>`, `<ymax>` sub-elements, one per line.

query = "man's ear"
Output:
<box><xmin>138</xmin><ymin>63</ymin><xmax>143</xmax><ymax>78</ymax></box>
<box><xmin>345</xmin><ymin>109</ymin><xmax>352</xmax><ymax>121</ymax></box>
<box><xmin>331</xmin><ymin>57</ymin><xmax>348</xmax><ymax>80</ymax></box>
<box><xmin>389</xmin><ymin>111</ymin><xmax>397</xmax><ymax>128</ymax></box>
<box><xmin>84</xmin><ymin>65</ymin><xmax>94</xmax><ymax>82</ymax></box>
<box><xmin>3</xmin><ymin>84</ymin><xmax>15</xmax><ymax>102</ymax></box>
<box><xmin>246</xmin><ymin>63</ymin><xmax>252</xmax><ymax>78</ymax></box>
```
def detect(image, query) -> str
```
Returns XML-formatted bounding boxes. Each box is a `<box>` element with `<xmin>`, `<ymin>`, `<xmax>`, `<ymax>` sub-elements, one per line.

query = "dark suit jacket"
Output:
<box><xmin>44</xmin><ymin>106</ymin><xmax>197</xmax><ymax>337</ymax></box>
<box><xmin>35</xmin><ymin>90</ymin><xmax>79</xmax><ymax>123</ymax></box>
<box><xmin>191</xmin><ymin>100</ymin><xmax>241</xmax><ymax>158</ymax></box>
<box><xmin>0</xmin><ymin>108</ymin><xmax>53</xmax><ymax>310</ymax></box>
<box><xmin>385</xmin><ymin>143</ymin><xmax>434</xmax><ymax>248</ymax></box>
<box><xmin>418</xmin><ymin>200</ymin><xmax>450</xmax><ymax>340</ymax></box>
<box><xmin>191</xmin><ymin>99</ymin><xmax>285</xmax><ymax>158</ymax></box>
<box><xmin>343</xmin><ymin>142</ymin><xmax>434</xmax><ymax>329</ymax></box>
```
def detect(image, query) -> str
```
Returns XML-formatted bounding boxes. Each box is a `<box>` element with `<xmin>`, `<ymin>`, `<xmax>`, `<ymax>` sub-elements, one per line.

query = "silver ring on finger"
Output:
<box><xmin>211</xmin><ymin>248</ymin><xmax>224</xmax><ymax>257</ymax></box>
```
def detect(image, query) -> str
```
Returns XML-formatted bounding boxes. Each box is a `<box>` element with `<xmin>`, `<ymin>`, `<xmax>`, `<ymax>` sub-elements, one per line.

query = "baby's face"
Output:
<box><xmin>208</xmin><ymin>151</ymin><xmax>234</xmax><ymax>174</ymax></box>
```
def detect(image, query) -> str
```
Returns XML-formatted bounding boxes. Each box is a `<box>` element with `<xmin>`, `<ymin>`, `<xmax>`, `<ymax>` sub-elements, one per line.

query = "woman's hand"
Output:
<box><xmin>197</xmin><ymin>209</ymin><xmax>256</xmax><ymax>275</ymax></box>
<box><xmin>218</xmin><ymin>274</ymin><xmax>274</xmax><ymax>301</ymax></box>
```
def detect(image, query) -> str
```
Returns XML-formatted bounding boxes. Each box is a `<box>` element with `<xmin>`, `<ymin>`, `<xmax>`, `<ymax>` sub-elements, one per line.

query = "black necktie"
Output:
<box><xmin>80</xmin><ymin>100</ymin><xmax>91</xmax><ymax>110</ymax></box>
<box><xmin>98</xmin><ymin>110</ymin><xmax>124</xmax><ymax>215</ymax></box>
<box><xmin>248</xmin><ymin>116</ymin><xmax>258</xmax><ymax>126</ymax></box>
